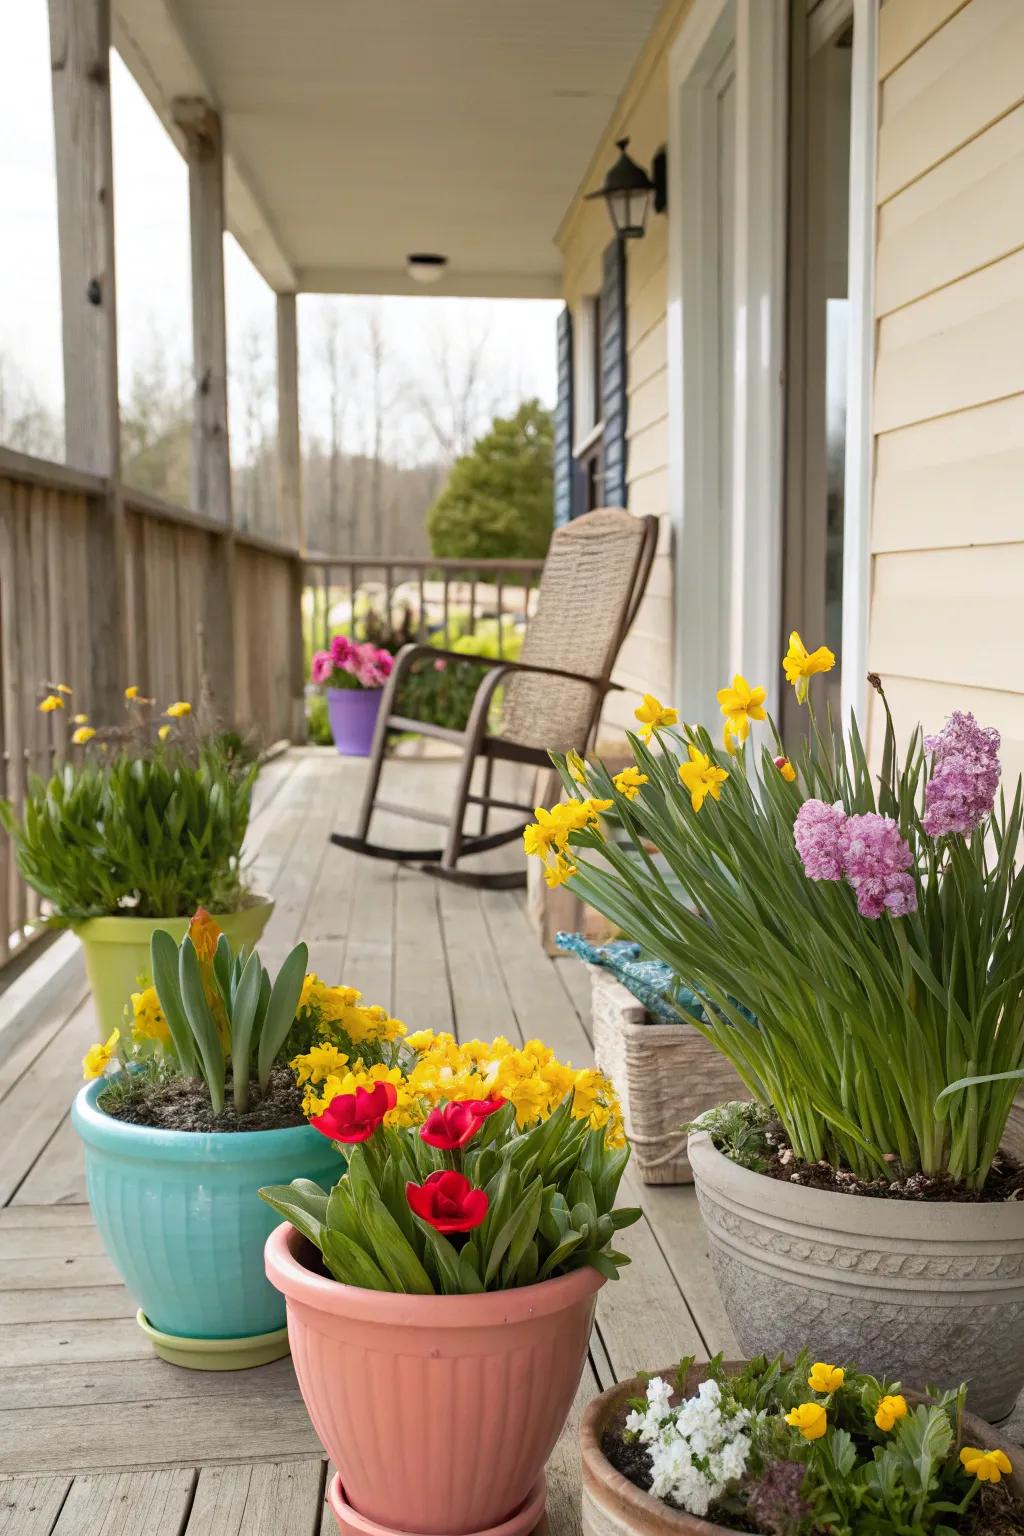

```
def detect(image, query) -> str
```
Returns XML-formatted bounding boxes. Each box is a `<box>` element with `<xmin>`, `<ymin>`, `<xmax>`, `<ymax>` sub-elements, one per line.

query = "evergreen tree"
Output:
<box><xmin>426</xmin><ymin>400</ymin><xmax>553</xmax><ymax>561</ymax></box>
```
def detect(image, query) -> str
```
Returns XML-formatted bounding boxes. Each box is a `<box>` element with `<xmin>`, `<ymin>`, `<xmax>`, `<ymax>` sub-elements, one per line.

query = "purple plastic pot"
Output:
<box><xmin>326</xmin><ymin>687</ymin><xmax>383</xmax><ymax>757</ymax></box>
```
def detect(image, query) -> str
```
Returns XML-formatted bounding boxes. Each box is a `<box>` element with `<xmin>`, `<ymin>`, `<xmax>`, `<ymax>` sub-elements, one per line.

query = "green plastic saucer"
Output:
<box><xmin>136</xmin><ymin>1309</ymin><xmax>290</xmax><ymax>1370</ymax></box>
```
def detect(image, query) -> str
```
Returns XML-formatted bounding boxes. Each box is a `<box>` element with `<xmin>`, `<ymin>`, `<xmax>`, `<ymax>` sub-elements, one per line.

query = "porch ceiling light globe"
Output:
<box><xmin>585</xmin><ymin>137</ymin><xmax>655</xmax><ymax>239</ymax></box>
<box><xmin>406</xmin><ymin>253</ymin><xmax>448</xmax><ymax>284</ymax></box>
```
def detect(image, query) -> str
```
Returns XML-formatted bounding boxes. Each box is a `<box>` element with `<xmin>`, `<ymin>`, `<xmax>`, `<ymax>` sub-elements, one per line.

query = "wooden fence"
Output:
<box><xmin>0</xmin><ymin>447</ymin><xmax>304</xmax><ymax>969</ymax></box>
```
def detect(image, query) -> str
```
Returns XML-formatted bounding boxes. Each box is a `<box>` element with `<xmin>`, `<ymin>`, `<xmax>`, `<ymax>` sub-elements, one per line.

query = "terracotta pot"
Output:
<box><xmin>265</xmin><ymin>1222</ymin><xmax>604</xmax><ymax>1536</ymax></box>
<box><xmin>688</xmin><ymin>1131</ymin><xmax>1024</xmax><ymax>1422</ymax></box>
<box><xmin>581</xmin><ymin>1361</ymin><xmax>1024</xmax><ymax>1535</ymax></box>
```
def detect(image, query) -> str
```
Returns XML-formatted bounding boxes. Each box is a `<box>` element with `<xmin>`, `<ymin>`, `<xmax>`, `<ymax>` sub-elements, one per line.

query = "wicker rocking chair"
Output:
<box><xmin>331</xmin><ymin>508</ymin><xmax>658</xmax><ymax>888</ymax></box>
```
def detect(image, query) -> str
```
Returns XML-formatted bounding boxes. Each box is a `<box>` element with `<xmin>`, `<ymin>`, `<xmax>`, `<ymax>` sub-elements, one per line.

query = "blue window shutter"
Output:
<box><xmin>601</xmin><ymin>238</ymin><xmax>628</xmax><ymax>508</ymax></box>
<box><xmin>553</xmin><ymin>304</ymin><xmax>574</xmax><ymax>527</ymax></box>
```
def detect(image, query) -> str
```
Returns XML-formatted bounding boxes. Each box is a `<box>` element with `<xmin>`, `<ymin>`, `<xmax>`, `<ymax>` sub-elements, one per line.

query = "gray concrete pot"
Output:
<box><xmin>581</xmin><ymin>1360</ymin><xmax>1024</xmax><ymax>1535</ymax></box>
<box><xmin>688</xmin><ymin>1131</ymin><xmax>1024</xmax><ymax>1423</ymax></box>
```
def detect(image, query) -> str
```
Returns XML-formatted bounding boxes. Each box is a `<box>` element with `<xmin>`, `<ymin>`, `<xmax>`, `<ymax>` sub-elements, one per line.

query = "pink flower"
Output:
<box><xmin>311</xmin><ymin>650</ymin><xmax>333</xmax><ymax>685</ymax></box>
<box><xmin>838</xmin><ymin>813</ymin><xmax>917</xmax><ymax>920</ymax></box>
<box><xmin>923</xmin><ymin>711</ymin><xmax>1001</xmax><ymax>838</ymax></box>
<box><xmin>793</xmin><ymin>800</ymin><xmax>847</xmax><ymax>882</ymax></box>
<box><xmin>330</xmin><ymin>633</ymin><xmax>354</xmax><ymax>668</ymax></box>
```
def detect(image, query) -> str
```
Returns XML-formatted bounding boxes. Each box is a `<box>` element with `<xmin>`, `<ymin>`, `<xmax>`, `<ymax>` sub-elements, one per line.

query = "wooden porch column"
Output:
<box><xmin>276</xmin><ymin>293</ymin><xmax>303</xmax><ymax>552</ymax></box>
<box><xmin>48</xmin><ymin>0</ymin><xmax>126</xmax><ymax>713</ymax></box>
<box><xmin>173</xmin><ymin>96</ymin><xmax>236</xmax><ymax>720</ymax></box>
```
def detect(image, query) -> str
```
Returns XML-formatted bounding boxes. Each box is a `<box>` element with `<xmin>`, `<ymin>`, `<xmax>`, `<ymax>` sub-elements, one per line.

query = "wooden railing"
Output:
<box><xmin>0</xmin><ymin>446</ymin><xmax>304</xmax><ymax>969</ymax></box>
<box><xmin>302</xmin><ymin>554</ymin><xmax>545</xmax><ymax>658</ymax></box>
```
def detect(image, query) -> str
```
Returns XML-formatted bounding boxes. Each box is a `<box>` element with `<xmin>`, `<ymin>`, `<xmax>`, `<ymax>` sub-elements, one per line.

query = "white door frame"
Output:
<box><xmin>668</xmin><ymin>0</ymin><xmax>788</xmax><ymax>724</ymax></box>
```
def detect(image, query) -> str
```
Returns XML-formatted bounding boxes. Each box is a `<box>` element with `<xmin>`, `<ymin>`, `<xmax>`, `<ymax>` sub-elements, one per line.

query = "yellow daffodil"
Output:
<box><xmin>523</xmin><ymin>806</ymin><xmax>571</xmax><ymax>861</ymax></box>
<box><xmin>71</xmin><ymin>726</ymin><xmax>96</xmax><ymax>745</ymax></box>
<box><xmin>635</xmin><ymin>693</ymin><xmax>679</xmax><ymax>742</ymax></box>
<box><xmin>130</xmin><ymin>987</ymin><xmax>169</xmax><ymax>1044</ymax></box>
<box><xmin>678</xmin><ymin>744</ymin><xmax>729</xmax><ymax>812</ymax></box>
<box><xmin>807</xmin><ymin>1362</ymin><xmax>845</xmax><ymax>1394</ymax></box>
<box><xmin>785</xmin><ymin>1402</ymin><xmax>827</xmax><ymax>1441</ymax></box>
<box><xmin>543</xmin><ymin>853</ymin><xmax>577</xmax><ymax>889</ymax></box>
<box><xmin>557</xmin><ymin>797</ymin><xmax>612</xmax><ymax>832</ymax></box>
<box><xmin>874</xmin><ymin>1394</ymin><xmax>908</xmax><ymax>1432</ymax></box>
<box><xmin>566</xmin><ymin>750</ymin><xmax>588</xmax><ymax>785</ymax></box>
<box><xmin>782</xmin><ymin>631</ymin><xmax>835</xmax><ymax>704</ymax></box>
<box><xmin>613</xmin><ymin>766</ymin><xmax>649</xmax><ymax>801</ymax></box>
<box><xmin>158</xmin><ymin>724</ymin><xmax>172</xmax><ymax>741</ymax></box>
<box><xmin>124</xmin><ymin>685</ymin><xmax>140</xmax><ymax>700</ymax></box>
<box><xmin>716</xmin><ymin>674</ymin><xmax>767</xmax><ymax>750</ymax></box>
<box><xmin>82</xmin><ymin>1028</ymin><xmax>120</xmax><ymax>1080</ymax></box>
<box><xmin>774</xmin><ymin>755</ymin><xmax>797</xmax><ymax>783</ymax></box>
<box><xmin>56</xmin><ymin>683</ymin><xmax>72</xmax><ymax>695</ymax></box>
<box><xmin>960</xmin><ymin>1446</ymin><xmax>1012</xmax><ymax>1483</ymax></box>
<box><xmin>38</xmin><ymin>694</ymin><xmax>64</xmax><ymax>713</ymax></box>
<box><xmin>164</xmin><ymin>700</ymin><xmax>192</xmax><ymax>718</ymax></box>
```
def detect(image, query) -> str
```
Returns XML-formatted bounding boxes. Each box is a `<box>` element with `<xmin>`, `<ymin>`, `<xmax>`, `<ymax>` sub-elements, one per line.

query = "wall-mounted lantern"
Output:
<box><xmin>585</xmin><ymin>138</ymin><xmax>667</xmax><ymax>239</ymax></box>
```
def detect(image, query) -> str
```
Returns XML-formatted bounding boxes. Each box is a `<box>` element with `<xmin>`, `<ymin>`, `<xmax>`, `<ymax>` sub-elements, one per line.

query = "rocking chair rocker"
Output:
<box><xmin>330</xmin><ymin>508</ymin><xmax>658</xmax><ymax>888</ymax></box>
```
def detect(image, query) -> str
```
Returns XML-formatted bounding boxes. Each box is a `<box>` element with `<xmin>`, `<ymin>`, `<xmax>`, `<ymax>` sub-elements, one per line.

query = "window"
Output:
<box><xmin>573</xmin><ymin>292</ymin><xmax>605</xmax><ymax>512</ymax></box>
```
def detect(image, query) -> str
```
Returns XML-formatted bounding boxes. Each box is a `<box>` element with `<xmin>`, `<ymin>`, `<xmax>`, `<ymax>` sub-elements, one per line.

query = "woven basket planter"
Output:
<box><xmin>590</xmin><ymin>966</ymin><xmax>744</xmax><ymax>1186</ymax></box>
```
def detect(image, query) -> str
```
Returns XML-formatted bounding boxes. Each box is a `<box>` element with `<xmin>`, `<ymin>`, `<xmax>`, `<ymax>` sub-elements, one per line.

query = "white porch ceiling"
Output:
<box><xmin>113</xmin><ymin>0</ymin><xmax>663</xmax><ymax>298</ymax></box>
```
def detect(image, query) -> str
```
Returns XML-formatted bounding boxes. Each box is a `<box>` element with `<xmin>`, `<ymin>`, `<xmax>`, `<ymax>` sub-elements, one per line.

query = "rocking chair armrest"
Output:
<box><xmin>401</xmin><ymin>646</ymin><xmax>622</xmax><ymax>693</ymax></box>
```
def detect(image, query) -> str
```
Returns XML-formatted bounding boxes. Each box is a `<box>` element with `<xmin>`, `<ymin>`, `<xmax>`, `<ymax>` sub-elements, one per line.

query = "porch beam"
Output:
<box><xmin>275</xmin><ymin>293</ymin><xmax>303</xmax><ymax>552</ymax></box>
<box><xmin>47</xmin><ymin>0</ymin><xmax>126</xmax><ymax>713</ymax></box>
<box><xmin>173</xmin><ymin>95</ymin><xmax>236</xmax><ymax>719</ymax></box>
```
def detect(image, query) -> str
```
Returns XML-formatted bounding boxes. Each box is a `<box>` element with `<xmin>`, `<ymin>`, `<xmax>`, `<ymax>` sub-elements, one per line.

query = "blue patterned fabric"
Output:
<box><xmin>555</xmin><ymin>933</ymin><xmax>702</xmax><ymax>1025</ymax></box>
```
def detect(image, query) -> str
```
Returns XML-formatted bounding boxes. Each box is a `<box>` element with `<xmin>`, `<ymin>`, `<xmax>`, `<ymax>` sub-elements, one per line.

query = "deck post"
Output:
<box><xmin>47</xmin><ymin>0</ymin><xmax>126</xmax><ymax>715</ymax></box>
<box><xmin>276</xmin><ymin>293</ymin><xmax>303</xmax><ymax>552</ymax></box>
<box><xmin>173</xmin><ymin>96</ymin><xmax>236</xmax><ymax>721</ymax></box>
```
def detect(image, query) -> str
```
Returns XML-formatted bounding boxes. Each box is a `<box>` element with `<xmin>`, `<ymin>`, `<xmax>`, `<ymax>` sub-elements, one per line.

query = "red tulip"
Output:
<box><xmin>418</xmin><ymin>1096</ymin><xmax>505</xmax><ymax>1151</ymax></box>
<box><xmin>406</xmin><ymin>1170</ymin><xmax>489</xmax><ymax>1233</ymax></box>
<box><xmin>310</xmin><ymin>1081</ymin><xmax>397</xmax><ymax>1143</ymax></box>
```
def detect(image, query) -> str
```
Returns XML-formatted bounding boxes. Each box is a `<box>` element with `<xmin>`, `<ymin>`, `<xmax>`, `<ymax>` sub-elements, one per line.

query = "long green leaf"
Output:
<box><xmin>256</xmin><ymin>941</ymin><xmax>308</xmax><ymax>1089</ymax></box>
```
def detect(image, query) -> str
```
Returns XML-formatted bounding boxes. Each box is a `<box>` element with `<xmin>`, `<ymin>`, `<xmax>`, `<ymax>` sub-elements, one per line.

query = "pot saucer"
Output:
<box><xmin>136</xmin><ymin>1310</ymin><xmax>290</xmax><ymax>1370</ymax></box>
<box><xmin>327</xmin><ymin>1472</ymin><xmax>547</xmax><ymax>1536</ymax></box>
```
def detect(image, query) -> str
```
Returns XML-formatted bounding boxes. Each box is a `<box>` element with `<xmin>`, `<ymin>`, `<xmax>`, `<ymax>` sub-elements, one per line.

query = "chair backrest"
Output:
<box><xmin>500</xmin><ymin>508</ymin><xmax>658</xmax><ymax>753</ymax></box>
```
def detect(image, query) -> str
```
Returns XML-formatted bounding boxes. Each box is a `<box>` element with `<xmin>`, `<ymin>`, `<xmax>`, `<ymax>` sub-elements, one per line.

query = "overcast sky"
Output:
<box><xmin>0</xmin><ymin>3</ymin><xmax>559</xmax><ymax>462</ymax></box>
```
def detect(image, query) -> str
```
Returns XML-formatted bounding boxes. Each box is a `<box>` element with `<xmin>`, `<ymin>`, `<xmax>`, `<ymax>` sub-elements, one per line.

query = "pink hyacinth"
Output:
<box><xmin>793</xmin><ymin>799</ymin><xmax>848</xmax><ymax>882</ymax></box>
<box><xmin>838</xmin><ymin>812</ymin><xmax>917</xmax><ymax>919</ymax></box>
<box><xmin>310</xmin><ymin>650</ymin><xmax>333</xmax><ymax>685</ymax></box>
<box><xmin>922</xmin><ymin>711</ymin><xmax>1001</xmax><ymax>838</ymax></box>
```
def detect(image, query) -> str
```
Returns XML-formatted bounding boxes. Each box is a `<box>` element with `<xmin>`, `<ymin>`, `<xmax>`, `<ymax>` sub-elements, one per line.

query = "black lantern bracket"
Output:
<box><xmin>585</xmin><ymin>137</ymin><xmax>668</xmax><ymax>240</ymax></box>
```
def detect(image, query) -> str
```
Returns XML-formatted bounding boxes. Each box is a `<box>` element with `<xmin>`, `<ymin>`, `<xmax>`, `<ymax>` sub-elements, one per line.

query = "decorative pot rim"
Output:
<box><xmin>326</xmin><ymin>685</ymin><xmax>385</xmax><ymax>698</ymax></box>
<box><xmin>580</xmin><ymin>1362</ymin><xmax>1024</xmax><ymax>1532</ymax></box>
<box><xmin>687</xmin><ymin>1131</ymin><xmax>1024</xmax><ymax>1238</ymax></box>
<box><xmin>73</xmin><ymin>894</ymin><xmax>274</xmax><ymax>939</ymax></box>
<box><xmin>265</xmin><ymin>1219</ymin><xmax>605</xmax><ymax>1326</ymax></box>
<box><xmin>72</xmin><ymin>1075</ymin><xmax>319</xmax><ymax>1157</ymax></box>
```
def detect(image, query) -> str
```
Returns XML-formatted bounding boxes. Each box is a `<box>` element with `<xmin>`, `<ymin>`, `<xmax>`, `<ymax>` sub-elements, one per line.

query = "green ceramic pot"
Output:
<box><xmin>75</xmin><ymin>898</ymin><xmax>274</xmax><ymax>1036</ymax></box>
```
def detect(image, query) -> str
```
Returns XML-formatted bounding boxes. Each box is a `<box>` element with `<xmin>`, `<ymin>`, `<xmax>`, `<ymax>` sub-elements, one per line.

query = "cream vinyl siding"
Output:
<box><xmin>558</xmin><ymin>1</ymin><xmax>691</xmax><ymax>736</ymax></box>
<box><xmin>867</xmin><ymin>0</ymin><xmax>1024</xmax><ymax>785</ymax></box>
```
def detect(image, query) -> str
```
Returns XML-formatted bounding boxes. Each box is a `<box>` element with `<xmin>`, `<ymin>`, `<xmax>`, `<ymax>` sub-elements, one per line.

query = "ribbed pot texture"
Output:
<box><xmin>580</xmin><ymin>1362</ymin><xmax>1024</xmax><ymax>1535</ymax></box>
<box><xmin>688</xmin><ymin>1131</ymin><xmax>1024</xmax><ymax>1422</ymax></box>
<box><xmin>75</xmin><ymin>897</ymin><xmax>273</xmax><ymax>1036</ymax></box>
<box><xmin>265</xmin><ymin>1222</ymin><xmax>604</xmax><ymax>1534</ymax></box>
<box><xmin>327</xmin><ymin>687</ymin><xmax>383</xmax><ymax>757</ymax></box>
<box><xmin>73</xmin><ymin>1079</ymin><xmax>338</xmax><ymax>1339</ymax></box>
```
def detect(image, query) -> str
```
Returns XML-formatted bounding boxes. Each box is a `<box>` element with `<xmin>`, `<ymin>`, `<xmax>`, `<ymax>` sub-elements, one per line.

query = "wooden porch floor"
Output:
<box><xmin>0</xmin><ymin>749</ymin><xmax>1019</xmax><ymax>1533</ymax></box>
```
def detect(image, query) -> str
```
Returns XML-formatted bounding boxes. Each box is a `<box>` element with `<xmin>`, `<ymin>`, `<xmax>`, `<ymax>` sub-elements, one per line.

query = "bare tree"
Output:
<box><xmin>0</xmin><ymin>351</ymin><xmax>63</xmax><ymax>459</ymax></box>
<box><xmin>319</xmin><ymin>306</ymin><xmax>350</xmax><ymax>555</ymax></box>
<box><xmin>407</xmin><ymin>311</ymin><xmax>507</xmax><ymax>464</ymax></box>
<box><xmin>233</xmin><ymin>321</ymin><xmax>275</xmax><ymax>532</ymax></box>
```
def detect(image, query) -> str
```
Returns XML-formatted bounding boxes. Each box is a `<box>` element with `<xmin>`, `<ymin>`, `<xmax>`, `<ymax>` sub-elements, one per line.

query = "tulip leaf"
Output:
<box><xmin>256</xmin><ymin>941</ymin><xmax>308</xmax><ymax>1089</ymax></box>
<box><xmin>258</xmin><ymin>1180</ymin><xmax>328</xmax><ymax>1249</ymax></box>
<box><xmin>320</xmin><ymin>1229</ymin><xmax>391</xmax><ymax>1291</ymax></box>
<box><xmin>149</xmin><ymin>928</ymin><xmax>198</xmax><ymax>1077</ymax></box>
<box><xmin>178</xmin><ymin>936</ymin><xmax>225</xmax><ymax>1113</ymax></box>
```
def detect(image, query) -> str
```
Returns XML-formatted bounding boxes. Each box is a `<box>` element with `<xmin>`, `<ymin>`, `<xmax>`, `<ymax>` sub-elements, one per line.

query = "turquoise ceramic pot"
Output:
<box><xmin>72</xmin><ymin>1078</ymin><xmax>338</xmax><ymax>1346</ymax></box>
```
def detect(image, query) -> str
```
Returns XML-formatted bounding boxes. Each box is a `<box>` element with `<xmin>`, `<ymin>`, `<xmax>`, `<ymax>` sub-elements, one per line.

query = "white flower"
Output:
<box><xmin>637</xmin><ymin>1373</ymin><xmax>752</xmax><ymax>1517</ymax></box>
<box><xmin>624</xmin><ymin>1409</ymin><xmax>646</xmax><ymax>1435</ymax></box>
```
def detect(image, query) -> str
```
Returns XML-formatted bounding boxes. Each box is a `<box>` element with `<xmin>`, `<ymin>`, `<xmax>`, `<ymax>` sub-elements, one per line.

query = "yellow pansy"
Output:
<box><xmin>960</xmin><ymin>1447</ymin><xmax>1013</xmax><ymax>1484</ymax></box>
<box><xmin>158</xmin><ymin>725</ymin><xmax>172</xmax><ymax>741</ymax></box>
<box><xmin>782</xmin><ymin>631</ymin><xmax>835</xmax><ymax>704</ymax></box>
<box><xmin>164</xmin><ymin>700</ymin><xmax>192</xmax><ymax>718</ymax></box>
<box><xmin>299</xmin><ymin>974</ymin><xmax>361</xmax><ymax>1021</ymax></box>
<box><xmin>635</xmin><ymin>693</ymin><xmax>679</xmax><ymax>742</ymax></box>
<box><xmin>131</xmin><ymin>987</ymin><xmax>169</xmax><ymax>1044</ymax></box>
<box><xmin>543</xmin><ymin>853</ymin><xmax>577</xmax><ymax>889</ymax></box>
<box><xmin>566</xmin><ymin>750</ymin><xmax>588</xmax><ymax>785</ymax></box>
<box><xmin>613</xmin><ymin>766</ymin><xmax>649</xmax><ymax>802</ymax></box>
<box><xmin>874</xmin><ymin>1394</ymin><xmax>908</xmax><ymax>1432</ymax></box>
<box><xmin>716</xmin><ymin>674</ymin><xmax>767</xmax><ymax>750</ymax></box>
<box><xmin>785</xmin><ymin>1402</ymin><xmax>827</xmax><ymax>1441</ymax></box>
<box><xmin>807</xmin><ymin>1363</ymin><xmax>845</xmax><ymax>1394</ymax></box>
<box><xmin>71</xmin><ymin>726</ymin><xmax>96</xmax><ymax>745</ymax></box>
<box><xmin>124</xmin><ymin>685</ymin><xmax>141</xmax><ymax>700</ymax></box>
<box><xmin>39</xmin><ymin>694</ymin><xmax>64</xmax><ymax>713</ymax></box>
<box><xmin>82</xmin><ymin>1028</ymin><xmax>120</xmax><ymax>1080</ymax></box>
<box><xmin>678</xmin><ymin>744</ymin><xmax>729</xmax><ymax>813</ymax></box>
<box><xmin>291</xmin><ymin>1041</ymin><xmax>350</xmax><ymax>1086</ymax></box>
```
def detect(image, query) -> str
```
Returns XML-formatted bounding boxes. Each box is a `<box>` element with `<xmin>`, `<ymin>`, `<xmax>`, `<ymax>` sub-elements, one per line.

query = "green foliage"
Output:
<box><xmin>305</xmin><ymin>692</ymin><xmax>334</xmax><ymax>746</ymax></box>
<box><xmin>395</xmin><ymin>618</ymin><xmax>524</xmax><ymax>733</ymax></box>
<box><xmin>555</xmin><ymin>693</ymin><xmax>1024</xmax><ymax>1188</ymax></box>
<box><xmin>0</xmin><ymin>738</ymin><xmax>258</xmax><ymax>922</ymax></box>
<box><xmin>261</xmin><ymin>1095</ymin><xmax>640</xmax><ymax>1295</ymax></box>
<box><xmin>150</xmin><ymin>927</ymin><xmax>308</xmax><ymax>1115</ymax></box>
<box><xmin>685</xmin><ymin>1102</ymin><xmax>774</xmax><ymax>1173</ymax></box>
<box><xmin>427</xmin><ymin>400</ymin><xmax>554</xmax><ymax>562</ymax></box>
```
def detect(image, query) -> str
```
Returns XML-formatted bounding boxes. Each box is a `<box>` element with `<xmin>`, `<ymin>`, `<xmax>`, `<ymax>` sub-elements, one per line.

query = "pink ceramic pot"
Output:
<box><xmin>266</xmin><ymin>1222</ymin><xmax>604</xmax><ymax>1536</ymax></box>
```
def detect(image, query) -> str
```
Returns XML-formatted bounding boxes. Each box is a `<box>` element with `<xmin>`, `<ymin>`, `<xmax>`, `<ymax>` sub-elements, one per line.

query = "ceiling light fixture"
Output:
<box><xmin>406</xmin><ymin>253</ymin><xmax>448</xmax><ymax>285</ymax></box>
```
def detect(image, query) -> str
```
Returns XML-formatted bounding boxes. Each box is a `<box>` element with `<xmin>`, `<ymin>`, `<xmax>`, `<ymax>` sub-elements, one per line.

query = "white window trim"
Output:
<box><xmin>840</xmin><ymin>0</ymin><xmax>878</xmax><ymax>726</ymax></box>
<box><xmin>573</xmin><ymin>419</ymin><xmax>605</xmax><ymax>460</ymax></box>
<box><xmin>668</xmin><ymin>0</ymin><xmax>788</xmax><ymax>724</ymax></box>
<box><xmin>572</xmin><ymin>294</ymin><xmax>601</xmax><ymax>452</ymax></box>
